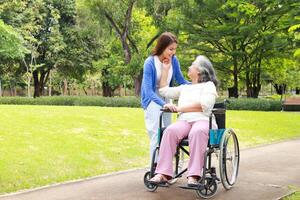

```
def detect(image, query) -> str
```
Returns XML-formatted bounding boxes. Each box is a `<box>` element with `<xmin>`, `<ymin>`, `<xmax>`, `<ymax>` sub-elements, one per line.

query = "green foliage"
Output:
<box><xmin>0</xmin><ymin>19</ymin><xmax>27</xmax><ymax>61</ymax></box>
<box><xmin>0</xmin><ymin>96</ymin><xmax>283</xmax><ymax>111</ymax></box>
<box><xmin>0</xmin><ymin>96</ymin><xmax>141</xmax><ymax>107</ymax></box>
<box><xmin>177</xmin><ymin>0</ymin><xmax>300</xmax><ymax>97</ymax></box>
<box><xmin>225</xmin><ymin>98</ymin><xmax>282</xmax><ymax>111</ymax></box>
<box><xmin>264</xmin><ymin>58</ymin><xmax>300</xmax><ymax>90</ymax></box>
<box><xmin>1</xmin><ymin>0</ymin><xmax>300</xmax><ymax>97</ymax></box>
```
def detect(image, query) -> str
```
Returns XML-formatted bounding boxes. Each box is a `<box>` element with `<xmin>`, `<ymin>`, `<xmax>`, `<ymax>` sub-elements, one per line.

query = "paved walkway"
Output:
<box><xmin>1</xmin><ymin>139</ymin><xmax>300</xmax><ymax>200</ymax></box>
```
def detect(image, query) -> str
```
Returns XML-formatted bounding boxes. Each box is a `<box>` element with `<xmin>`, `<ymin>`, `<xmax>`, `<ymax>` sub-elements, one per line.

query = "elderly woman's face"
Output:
<box><xmin>188</xmin><ymin>64</ymin><xmax>200</xmax><ymax>80</ymax></box>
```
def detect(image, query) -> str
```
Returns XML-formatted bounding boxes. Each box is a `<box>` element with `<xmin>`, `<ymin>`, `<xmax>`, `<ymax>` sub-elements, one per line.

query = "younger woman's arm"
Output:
<box><xmin>159</xmin><ymin>60</ymin><xmax>181</xmax><ymax>99</ymax></box>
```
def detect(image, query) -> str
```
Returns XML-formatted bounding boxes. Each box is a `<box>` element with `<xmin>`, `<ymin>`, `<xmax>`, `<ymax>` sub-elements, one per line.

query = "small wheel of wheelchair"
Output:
<box><xmin>144</xmin><ymin>147</ymin><xmax>159</xmax><ymax>192</ymax></box>
<box><xmin>144</xmin><ymin>171</ymin><xmax>158</xmax><ymax>192</ymax></box>
<box><xmin>196</xmin><ymin>177</ymin><xmax>218</xmax><ymax>199</ymax></box>
<box><xmin>219</xmin><ymin>128</ymin><xmax>240</xmax><ymax>190</ymax></box>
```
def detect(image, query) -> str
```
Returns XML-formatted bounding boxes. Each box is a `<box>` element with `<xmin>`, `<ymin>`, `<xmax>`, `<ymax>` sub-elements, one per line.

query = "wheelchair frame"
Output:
<box><xmin>144</xmin><ymin>100</ymin><xmax>240</xmax><ymax>198</ymax></box>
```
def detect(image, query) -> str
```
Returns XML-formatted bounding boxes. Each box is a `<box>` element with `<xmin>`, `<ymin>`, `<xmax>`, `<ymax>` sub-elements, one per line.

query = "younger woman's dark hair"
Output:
<box><xmin>152</xmin><ymin>32</ymin><xmax>177</xmax><ymax>56</ymax></box>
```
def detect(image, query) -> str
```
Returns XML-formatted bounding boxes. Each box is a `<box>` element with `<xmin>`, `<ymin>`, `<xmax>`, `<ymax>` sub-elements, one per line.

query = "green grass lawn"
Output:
<box><xmin>0</xmin><ymin>105</ymin><xmax>299</xmax><ymax>194</ymax></box>
<box><xmin>284</xmin><ymin>189</ymin><xmax>300</xmax><ymax>200</ymax></box>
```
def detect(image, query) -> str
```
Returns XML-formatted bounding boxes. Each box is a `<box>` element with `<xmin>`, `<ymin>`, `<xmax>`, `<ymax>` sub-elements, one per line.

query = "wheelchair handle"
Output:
<box><xmin>160</xmin><ymin>108</ymin><xmax>178</xmax><ymax>113</ymax></box>
<box><xmin>211</xmin><ymin>108</ymin><xmax>226</xmax><ymax>115</ymax></box>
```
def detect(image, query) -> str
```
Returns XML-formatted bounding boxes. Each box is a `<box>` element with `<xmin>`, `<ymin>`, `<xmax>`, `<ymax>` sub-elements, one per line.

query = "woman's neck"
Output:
<box><xmin>191</xmin><ymin>79</ymin><xmax>198</xmax><ymax>84</ymax></box>
<box><xmin>158</xmin><ymin>55</ymin><xmax>165</xmax><ymax>63</ymax></box>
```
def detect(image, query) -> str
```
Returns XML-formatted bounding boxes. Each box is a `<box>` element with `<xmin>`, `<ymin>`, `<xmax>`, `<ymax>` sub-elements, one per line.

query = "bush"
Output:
<box><xmin>224</xmin><ymin>98</ymin><xmax>282</xmax><ymax>111</ymax></box>
<box><xmin>0</xmin><ymin>96</ymin><xmax>141</xmax><ymax>108</ymax></box>
<box><xmin>0</xmin><ymin>96</ymin><xmax>282</xmax><ymax>111</ymax></box>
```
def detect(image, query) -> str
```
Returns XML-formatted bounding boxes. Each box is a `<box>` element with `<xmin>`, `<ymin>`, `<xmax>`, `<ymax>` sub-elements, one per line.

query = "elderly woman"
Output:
<box><xmin>149</xmin><ymin>55</ymin><xmax>218</xmax><ymax>186</ymax></box>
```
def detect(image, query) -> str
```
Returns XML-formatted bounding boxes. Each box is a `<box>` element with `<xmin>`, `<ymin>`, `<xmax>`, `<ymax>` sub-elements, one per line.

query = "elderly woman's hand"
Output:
<box><xmin>163</xmin><ymin>103</ymin><xmax>178</xmax><ymax>112</ymax></box>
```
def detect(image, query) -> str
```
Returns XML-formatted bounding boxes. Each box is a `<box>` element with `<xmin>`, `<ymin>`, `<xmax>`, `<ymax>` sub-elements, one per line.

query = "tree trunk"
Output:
<box><xmin>33</xmin><ymin>69</ymin><xmax>49</xmax><ymax>97</ymax></box>
<box><xmin>134</xmin><ymin>70</ymin><xmax>143</xmax><ymax>96</ymax></box>
<box><xmin>48</xmin><ymin>71</ymin><xmax>52</xmax><ymax>96</ymax></box>
<box><xmin>63</xmin><ymin>79</ymin><xmax>68</xmax><ymax>96</ymax></box>
<box><xmin>33</xmin><ymin>71</ymin><xmax>40</xmax><ymax>98</ymax></box>
<box><xmin>121</xmin><ymin>38</ymin><xmax>131</xmax><ymax>65</ymax></box>
<box><xmin>232</xmin><ymin>72</ymin><xmax>239</xmax><ymax>98</ymax></box>
<box><xmin>230</xmin><ymin>57</ymin><xmax>239</xmax><ymax>98</ymax></box>
<box><xmin>246</xmin><ymin>85</ymin><xmax>261</xmax><ymax>98</ymax></box>
<box><xmin>0</xmin><ymin>79</ymin><xmax>2</xmax><ymax>97</ymax></box>
<box><xmin>228</xmin><ymin>87</ymin><xmax>238</xmax><ymax>98</ymax></box>
<box><xmin>102</xmin><ymin>81</ymin><xmax>113</xmax><ymax>97</ymax></box>
<box><xmin>27</xmin><ymin>76</ymin><xmax>31</xmax><ymax>97</ymax></box>
<box><xmin>274</xmin><ymin>84</ymin><xmax>286</xmax><ymax>95</ymax></box>
<box><xmin>83</xmin><ymin>87</ymin><xmax>88</xmax><ymax>95</ymax></box>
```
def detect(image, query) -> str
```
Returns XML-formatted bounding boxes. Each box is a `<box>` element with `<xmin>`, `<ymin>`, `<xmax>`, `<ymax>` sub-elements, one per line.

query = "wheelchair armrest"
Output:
<box><xmin>160</xmin><ymin>108</ymin><xmax>178</xmax><ymax>113</ymax></box>
<box><xmin>211</xmin><ymin>108</ymin><xmax>226</xmax><ymax>115</ymax></box>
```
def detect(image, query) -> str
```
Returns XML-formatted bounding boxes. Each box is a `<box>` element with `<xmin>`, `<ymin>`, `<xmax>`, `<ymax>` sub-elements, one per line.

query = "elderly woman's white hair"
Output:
<box><xmin>192</xmin><ymin>55</ymin><xmax>218</xmax><ymax>86</ymax></box>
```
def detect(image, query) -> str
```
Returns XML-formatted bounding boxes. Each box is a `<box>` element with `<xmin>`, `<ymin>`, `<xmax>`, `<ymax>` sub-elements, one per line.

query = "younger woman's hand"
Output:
<box><xmin>162</xmin><ymin>59</ymin><xmax>171</xmax><ymax>71</ymax></box>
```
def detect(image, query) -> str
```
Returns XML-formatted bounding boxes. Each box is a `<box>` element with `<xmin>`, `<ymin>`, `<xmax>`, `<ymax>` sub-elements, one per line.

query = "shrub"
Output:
<box><xmin>0</xmin><ymin>96</ymin><xmax>282</xmax><ymax>111</ymax></box>
<box><xmin>0</xmin><ymin>96</ymin><xmax>141</xmax><ymax>108</ymax></box>
<box><xmin>223</xmin><ymin>98</ymin><xmax>282</xmax><ymax>111</ymax></box>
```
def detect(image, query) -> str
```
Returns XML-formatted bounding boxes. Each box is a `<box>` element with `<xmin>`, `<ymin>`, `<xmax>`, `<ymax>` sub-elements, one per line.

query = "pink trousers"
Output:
<box><xmin>155</xmin><ymin>120</ymin><xmax>210</xmax><ymax>177</ymax></box>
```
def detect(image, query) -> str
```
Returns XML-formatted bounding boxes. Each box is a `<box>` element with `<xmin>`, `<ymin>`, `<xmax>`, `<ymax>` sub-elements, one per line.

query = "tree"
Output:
<box><xmin>177</xmin><ymin>0</ymin><xmax>300</xmax><ymax>97</ymax></box>
<box><xmin>0</xmin><ymin>19</ymin><xmax>27</xmax><ymax>96</ymax></box>
<box><xmin>0</xmin><ymin>20</ymin><xmax>27</xmax><ymax>61</ymax></box>
<box><xmin>87</xmin><ymin>0</ymin><xmax>159</xmax><ymax>96</ymax></box>
<box><xmin>87</xmin><ymin>0</ymin><xmax>137</xmax><ymax>64</ymax></box>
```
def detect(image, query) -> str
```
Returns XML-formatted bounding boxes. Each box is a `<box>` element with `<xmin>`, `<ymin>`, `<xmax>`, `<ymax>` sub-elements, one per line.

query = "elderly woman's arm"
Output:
<box><xmin>179</xmin><ymin>82</ymin><xmax>217</xmax><ymax>113</ymax></box>
<box><xmin>198</xmin><ymin>83</ymin><xmax>218</xmax><ymax>112</ymax></box>
<box><xmin>177</xmin><ymin>103</ymin><xmax>202</xmax><ymax>112</ymax></box>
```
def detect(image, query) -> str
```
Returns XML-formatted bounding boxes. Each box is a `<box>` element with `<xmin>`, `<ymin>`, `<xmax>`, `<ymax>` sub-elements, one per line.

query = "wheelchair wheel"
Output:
<box><xmin>144</xmin><ymin>147</ymin><xmax>159</xmax><ymax>192</ymax></box>
<box><xmin>196</xmin><ymin>177</ymin><xmax>218</xmax><ymax>199</ymax></box>
<box><xmin>219</xmin><ymin>128</ymin><xmax>240</xmax><ymax>190</ymax></box>
<box><xmin>144</xmin><ymin>171</ymin><xmax>158</xmax><ymax>192</ymax></box>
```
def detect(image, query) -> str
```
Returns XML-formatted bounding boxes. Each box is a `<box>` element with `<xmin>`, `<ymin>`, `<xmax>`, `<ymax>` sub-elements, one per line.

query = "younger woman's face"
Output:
<box><xmin>161</xmin><ymin>42</ymin><xmax>177</xmax><ymax>61</ymax></box>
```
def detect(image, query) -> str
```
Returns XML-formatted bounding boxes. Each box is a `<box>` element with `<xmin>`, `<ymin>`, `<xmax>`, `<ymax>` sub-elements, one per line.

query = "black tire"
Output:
<box><xmin>219</xmin><ymin>128</ymin><xmax>240</xmax><ymax>190</ymax></box>
<box><xmin>196</xmin><ymin>177</ymin><xmax>218</xmax><ymax>199</ymax></box>
<box><xmin>144</xmin><ymin>171</ymin><xmax>158</xmax><ymax>192</ymax></box>
<box><xmin>144</xmin><ymin>147</ymin><xmax>159</xmax><ymax>192</ymax></box>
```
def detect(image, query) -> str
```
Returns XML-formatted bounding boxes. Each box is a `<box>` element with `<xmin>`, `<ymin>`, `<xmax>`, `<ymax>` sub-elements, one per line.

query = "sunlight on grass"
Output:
<box><xmin>227</xmin><ymin>111</ymin><xmax>300</xmax><ymax>148</ymax></box>
<box><xmin>283</xmin><ymin>190</ymin><xmax>300</xmax><ymax>200</ymax></box>
<box><xmin>0</xmin><ymin>105</ymin><xmax>299</xmax><ymax>194</ymax></box>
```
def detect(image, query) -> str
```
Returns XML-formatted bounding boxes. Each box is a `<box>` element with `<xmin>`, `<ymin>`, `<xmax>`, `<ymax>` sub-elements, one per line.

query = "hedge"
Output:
<box><xmin>0</xmin><ymin>96</ymin><xmax>141</xmax><ymax>108</ymax></box>
<box><xmin>0</xmin><ymin>96</ymin><xmax>282</xmax><ymax>111</ymax></box>
<box><xmin>224</xmin><ymin>98</ymin><xmax>282</xmax><ymax>111</ymax></box>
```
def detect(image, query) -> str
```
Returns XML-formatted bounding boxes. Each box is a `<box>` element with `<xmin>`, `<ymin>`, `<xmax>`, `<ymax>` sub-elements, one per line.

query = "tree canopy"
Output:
<box><xmin>0</xmin><ymin>0</ymin><xmax>299</xmax><ymax>97</ymax></box>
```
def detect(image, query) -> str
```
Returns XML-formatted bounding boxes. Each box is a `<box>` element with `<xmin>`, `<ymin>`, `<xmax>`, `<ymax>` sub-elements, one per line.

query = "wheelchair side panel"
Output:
<box><xmin>209</xmin><ymin>129</ymin><xmax>226</xmax><ymax>145</ymax></box>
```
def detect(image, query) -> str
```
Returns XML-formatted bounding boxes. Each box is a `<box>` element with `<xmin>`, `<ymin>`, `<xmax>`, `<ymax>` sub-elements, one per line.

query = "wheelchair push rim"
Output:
<box><xmin>219</xmin><ymin>128</ymin><xmax>240</xmax><ymax>190</ymax></box>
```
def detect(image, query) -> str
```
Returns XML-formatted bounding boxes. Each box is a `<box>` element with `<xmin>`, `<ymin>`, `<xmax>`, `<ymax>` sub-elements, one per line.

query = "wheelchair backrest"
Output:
<box><xmin>213</xmin><ymin>102</ymin><xmax>226</xmax><ymax>129</ymax></box>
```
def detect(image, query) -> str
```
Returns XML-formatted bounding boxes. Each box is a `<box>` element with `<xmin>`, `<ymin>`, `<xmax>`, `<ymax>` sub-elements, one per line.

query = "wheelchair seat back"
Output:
<box><xmin>213</xmin><ymin>102</ymin><xmax>226</xmax><ymax>129</ymax></box>
<box><xmin>209</xmin><ymin>102</ymin><xmax>226</xmax><ymax>146</ymax></box>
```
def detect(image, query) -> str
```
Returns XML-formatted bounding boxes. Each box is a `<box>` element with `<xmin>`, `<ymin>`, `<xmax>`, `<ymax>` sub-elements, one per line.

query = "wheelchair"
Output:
<box><xmin>143</xmin><ymin>100</ymin><xmax>240</xmax><ymax>198</ymax></box>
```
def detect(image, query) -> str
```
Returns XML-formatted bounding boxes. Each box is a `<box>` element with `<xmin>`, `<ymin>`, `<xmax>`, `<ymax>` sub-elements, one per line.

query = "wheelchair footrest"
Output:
<box><xmin>178</xmin><ymin>184</ymin><xmax>201</xmax><ymax>190</ymax></box>
<box><xmin>156</xmin><ymin>182</ymin><xmax>169</xmax><ymax>187</ymax></box>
